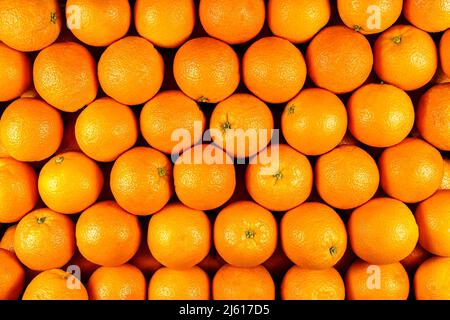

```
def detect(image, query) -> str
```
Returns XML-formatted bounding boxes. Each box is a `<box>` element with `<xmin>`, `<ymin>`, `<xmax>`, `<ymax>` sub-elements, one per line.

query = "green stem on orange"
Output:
<box><xmin>37</xmin><ymin>217</ymin><xmax>46</xmax><ymax>224</ymax></box>
<box><xmin>245</xmin><ymin>230</ymin><xmax>255</xmax><ymax>239</ymax></box>
<box><xmin>55</xmin><ymin>156</ymin><xmax>64</xmax><ymax>164</ymax></box>
<box><xmin>392</xmin><ymin>36</ymin><xmax>402</xmax><ymax>44</ymax></box>
<box><xmin>329</xmin><ymin>246</ymin><xmax>337</xmax><ymax>256</ymax></box>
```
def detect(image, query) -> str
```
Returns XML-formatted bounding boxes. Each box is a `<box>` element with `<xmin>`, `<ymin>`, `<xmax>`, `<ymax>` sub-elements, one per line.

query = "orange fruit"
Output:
<box><xmin>110</xmin><ymin>147</ymin><xmax>173</xmax><ymax>215</ymax></box>
<box><xmin>210</xmin><ymin>93</ymin><xmax>274</xmax><ymax>158</ymax></box>
<box><xmin>441</xmin><ymin>158</ymin><xmax>450</xmax><ymax>190</ymax></box>
<box><xmin>148</xmin><ymin>203</ymin><xmax>211</xmax><ymax>269</ymax></box>
<box><xmin>414</xmin><ymin>257</ymin><xmax>450</xmax><ymax>300</ymax></box>
<box><xmin>148</xmin><ymin>266</ymin><xmax>210</xmax><ymax>300</ymax></box>
<box><xmin>348</xmin><ymin>83</ymin><xmax>415</xmax><ymax>148</ymax></box>
<box><xmin>174</xmin><ymin>144</ymin><xmax>236</xmax><ymax>210</ymax></box>
<box><xmin>0</xmin><ymin>224</ymin><xmax>17</xmax><ymax>253</ymax></box>
<box><xmin>345</xmin><ymin>260</ymin><xmax>410</xmax><ymax>300</ymax></box>
<box><xmin>88</xmin><ymin>264</ymin><xmax>146</xmax><ymax>300</ymax></box>
<box><xmin>135</xmin><ymin>0</ymin><xmax>195</xmax><ymax>48</ymax></box>
<box><xmin>66</xmin><ymin>0</ymin><xmax>131</xmax><ymax>47</ymax></box>
<box><xmin>14</xmin><ymin>208</ymin><xmax>75</xmax><ymax>271</ymax></box>
<box><xmin>98</xmin><ymin>36</ymin><xmax>164</xmax><ymax>106</ymax></box>
<box><xmin>401</xmin><ymin>244</ymin><xmax>431</xmax><ymax>274</ymax></box>
<box><xmin>268</xmin><ymin>0</ymin><xmax>330</xmax><ymax>43</ymax></box>
<box><xmin>281</xmin><ymin>88</ymin><xmax>347</xmax><ymax>156</ymax></box>
<box><xmin>213</xmin><ymin>264</ymin><xmax>275</xmax><ymax>300</ymax></box>
<box><xmin>416</xmin><ymin>84</ymin><xmax>450</xmax><ymax>151</ymax></box>
<box><xmin>246</xmin><ymin>144</ymin><xmax>313</xmax><ymax>211</ymax></box>
<box><xmin>243</xmin><ymin>36</ymin><xmax>307</xmax><ymax>104</ymax></box>
<box><xmin>0</xmin><ymin>249</ymin><xmax>25</xmax><ymax>300</ymax></box>
<box><xmin>75</xmin><ymin>97</ymin><xmax>138</xmax><ymax>162</ymax></box>
<box><xmin>130</xmin><ymin>239</ymin><xmax>162</xmax><ymax>277</ymax></box>
<box><xmin>0</xmin><ymin>43</ymin><xmax>31</xmax><ymax>101</ymax></box>
<box><xmin>441</xmin><ymin>29</ymin><xmax>450</xmax><ymax>77</ymax></box>
<box><xmin>199</xmin><ymin>0</ymin><xmax>265</xmax><ymax>45</ymax></box>
<box><xmin>0</xmin><ymin>158</ymin><xmax>38</xmax><ymax>223</ymax></box>
<box><xmin>379</xmin><ymin>138</ymin><xmax>444</xmax><ymax>203</ymax></box>
<box><xmin>281</xmin><ymin>202</ymin><xmax>347</xmax><ymax>269</ymax></box>
<box><xmin>315</xmin><ymin>145</ymin><xmax>379</xmax><ymax>209</ymax></box>
<box><xmin>374</xmin><ymin>25</ymin><xmax>438</xmax><ymax>91</ymax></box>
<box><xmin>0</xmin><ymin>98</ymin><xmax>63</xmax><ymax>162</ymax></box>
<box><xmin>140</xmin><ymin>90</ymin><xmax>206</xmax><ymax>155</ymax></box>
<box><xmin>403</xmin><ymin>0</ymin><xmax>450</xmax><ymax>33</ymax></box>
<box><xmin>214</xmin><ymin>201</ymin><xmax>277</xmax><ymax>267</ymax></box>
<box><xmin>33</xmin><ymin>42</ymin><xmax>98</xmax><ymax>112</ymax></box>
<box><xmin>281</xmin><ymin>266</ymin><xmax>345</xmax><ymax>300</ymax></box>
<box><xmin>306</xmin><ymin>26</ymin><xmax>373</xmax><ymax>94</ymax></box>
<box><xmin>348</xmin><ymin>198</ymin><xmax>419</xmax><ymax>264</ymax></box>
<box><xmin>173</xmin><ymin>37</ymin><xmax>240</xmax><ymax>103</ymax></box>
<box><xmin>76</xmin><ymin>201</ymin><xmax>141</xmax><ymax>267</ymax></box>
<box><xmin>38</xmin><ymin>152</ymin><xmax>104</xmax><ymax>214</ymax></box>
<box><xmin>0</xmin><ymin>0</ymin><xmax>62</xmax><ymax>52</ymax></box>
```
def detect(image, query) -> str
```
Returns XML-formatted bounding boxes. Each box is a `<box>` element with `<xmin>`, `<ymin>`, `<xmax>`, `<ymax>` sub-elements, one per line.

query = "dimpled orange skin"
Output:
<box><xmin>210</xmin><ymin>93</ymin><xmax>274</xmax><ymax>158</ymax></box>
<box><xmin>76</xmin><ymin>201</ymin><xmax>141</xmax><ymax>267</ymax></box>
<box><xmin>135</xmin><ymin>0</ymin><xmax>195</xmax><ymax>49</ymax></box>
<box><xmin>400</xmin><ymin>244</ymin><xmax>431</xmax><ymax>273</ymax></box>
<box><xmin>306</xmin><ymin>26</ymin><xmax>373</xmax><ymax>94</ymax></box>
<box><xmin>66</xmin><ymin>0</ymin><xmax>131</xmax><ymax>47</ymax></box>
<box><xmin>110</xmin><ymin>147</ymin><xmax>173</xmax><ymax>216</ymax></box>
<box><xmin>243</xmin><ymin>37</ymin><xmax>307</xmax><ymax>104</ymax></box>
<box><xmin>98</xmin><ymin>36</ymin><xmax>164</xmax><ymax>106</ymax></box>
<box><xmin>281</xmin><ymin>88</ymin><xmax>347</xmax><ymax>156</ymax></box>
<box><xmin>140</xmin><ymin>90</ymin><xmax>206</xmax><ymax>155</ymax></box>
<box><xmin>14</xmin><ymin>209</ymin><xmax>75</xmax><ymax>271</ymax></box>
<box><xmin>0</xmin><ymin>43</ymin><xmax>31</xmax><ymax>102</ymax></box>
<box><xmin>281</xmin><ymin>266</ymin><xmax>345</xmax><ymax>300</ymax></box>
<box><xmin>379</xmin><ymin>138</ymin><xmax>444</xmax><ymax>203</ymax></box>
<box><xmin>199</xmin><ymin>0</ymin><xmax>265</xmax><ymax>45</ymax></box>
<box><xmin>414</xmin><ymin>257</ymin><xmax>450</xmax><ymax>300</ymax></box>
<box><xmin>416</xmin><ymin>84</ymin><xmax>450</xmax><ymax>151</ymax></box>
<box><xmin>38</xmin><ymin>152</ymin><xmax>104</xmax><ymax>214</ymax></box>
<box><xmin>173</xmin><ymin>37</ymin><xmax>240</xmax><ymax>104</ymax></box>
<box><xmin>374</xmin><ymin>25</ymin><xmax>438</xmax><ymax>91</ymax></box>
<box><xmin>403</xmin><ymin>0</ymin><xmax>450</xmax><ymax>33</ymax></box>
<box><xmin>441</xmin><ymin>30</ymin><xmax>450</xmax><ymax>77</ymax></box>
<box><xmin>0</xmin><ymin>225</ymin><xmax>17</xmax><ymax>253</ymax></box>
<box><xmin>88</xmin><ymin>264</ymin><xmax>147</xmax><ymax>300</ymax></box>
<box><xmin>281</xmin><ymin>202</ymin><xmax>347</xmax><ymax>269</ymax></box>
<box><xmin>0</xmin><ymin>249</ymin><xmax>25</xmax><ymax>300</ymax></box>
<box><xmin>315</xmin><ymin>145</ymin><xmax>379</xmax><ymax>210</ymax></box>
<box><xmin>441</xmin><ymin>158</ymin><xmax>450</xmax><ymax>190</ymax></box>
<box><xmin>0</xmin><ymin>158</ymin><xmax>38</xmax><ymax>224</ymax></box>
<box><xmin>33</xmin><ymin>42</ymin><xmax>98</xmax><ymax>112</ymax></box>
<box><xmin>0</xmin><ymin>98</ymin><xmax>63</xmax><ymax>162</ymax></box>
<box><xmin>75</xmin><ymin>97</ymin><xmax>138</xmax><ymax>162</ymax></box>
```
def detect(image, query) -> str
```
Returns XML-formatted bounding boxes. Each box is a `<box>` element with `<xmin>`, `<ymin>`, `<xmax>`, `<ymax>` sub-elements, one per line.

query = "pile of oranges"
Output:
<box><xmin>0</xmin><ymin>0</ymin><xmax>449</xmax><ymax>301</ymax></box>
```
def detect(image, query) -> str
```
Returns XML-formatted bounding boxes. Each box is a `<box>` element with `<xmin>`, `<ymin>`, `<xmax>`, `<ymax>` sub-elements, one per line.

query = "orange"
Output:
<box><xmin>173</xmin><ymin>37</ymin><xmax>240</xmax><ymax>103</ymax></box>
<box><xmin>98</xmin><ymin>36</ymin><xmax>164</xmax><ymax>106</ymax></box>
<box><xmin>0</xmin><ymin>224</ymin><xmax>17</xmax><ymax>253</ymax></box>
<box><xmin>345</xmin><ymin>260</ymin><xmax>410</xmax><ymax>300</ymax></box>
<box><xmin>148</xmin><ymin>266</ymin><xmax>210</xmax><ymax>300</ymax></box>
<box><xmin>374</xmin><ymin>25</ymin><xmax>438</xmax><ymax>91</ymax></box>
<box><xmin>441</xmin><ymin>158</ymin><xmax>450</xmax><ymax>190</ymax></box>
<box><xmin>281</xmin><ymin>88</ymin><xmax>347</xmax><ymax>156</ymax></box>
<box><xmin>379</xmin><ymin>138</ymin><xmax>444</xmax><ymax>203</ymax></box>
<box><xmin>174</xmin><ymin>144</ymin><xmax>236</xmax><ymax>210</ymax></box>
<box><xmin>401</xmin><ymin>244</ymin><xmax>431</xmax><ymax>274</ymax></box>
<box><xmin>66</xmin><ymin>0</ymin><xmax>131</xmax><ymax>47</ymax></box>
<box><xmin>76</xmin><ymin>201</ymin><xmax>141</xmax><ymax>267</ymax></box>
<box><xmin>38</xmin><ymin>152</ymin><xmax>104</xmax><ymax>214</ymax></box>
<box><xmin>210</xmin><ymin>93</ymin><xmax>274</xmax><ymax>158</ymax></box>
<box><xmin>88</xmin><ymin>264</ymin><xmax>146</xmax><ymax>300</ymax></box>
<box><xmin>268</xmin><ymin>0</ymin><xmax>330</xmax><ymax>43</ymax></box>
<box><xmin>75</xmin><ymin>97</ymin><xmax>138</xmax><ymax>162</ymax></box>
<box><xmin>22</xmin><ymin>269</ymin><xmax>88</xmax><ymax>300</ymax></box>
<box><xmin>214</xmin><ymin>201</ymin><xmax>277</xmax><ymax>267</ymax></box>
<box><xmin>0</xmin><ymin>98</ymin><xmax>63</xmax><ymax>162</ymax></box>
<box><xmin>348</xmin><ymin>198</ymin><xmax>419</xmax><ymax>264</ymax></box>
<box><xmin>0</xmin><ymin>0</ymin><xmax>62</xmax><ymax>52</ymax></box>
<box><xmin>403</xmin><ymin>0</ymin><xmax>450</xmax><ymax>33</ymax></box>
<box><xmin>110</xmin><ymin>147</ymin><xmax>173</xmax><ymax>215</ymax></box>
<box><xmin>414</xmin><ymin>257</ymin><xmax>450</xmax><ymax>300</ymax></box>
<box><xmin>148</xmin><ymin>203</ymin><xmax>211</xmax><ymax>269</ymax></box>
<box><xmin>416</xmin><ymin>84</ymin><xmax>450</xmax><ymax>151</ymax></box>
<box><xmin>306</xmin><ymin>26</ymin><xmax>373</xmax><ymax>94</ymax></box>
<box><xmin>199</xmin><ymin>0</ymin><xmax>265</xmax><ymax>45</ymax></box>
<box><xmin>281</xmin><ymin>266</ymin><xmax>345</xmax><ymax>300</ymax></box>
<box><xmin>140</xmin><ymin>90</ymin><xmax>206</xmax><ymax>155</ymax></box>
<box><xmin>0</xmin><ymin>43</ymin><xmax>31</xmax><ymax>101</ymax></box>
<box><xmin>213</xmin><ymin>264</ymin><xmax>275</xmax><ymax>300</ymax></box>
<box><xmin>246</xmin><ymin>144</ymin><xmax>313</xmax><ymax>211</ymax></box>
<box><xmin>243</xmin><ymin>36</ymin><xmax>307</xmax><ymax>104</ymax></box>
<box><xmin>0</xmin><ymin>158</ymin><xmax>38</xmax><ymax>223</ymax></box>
<box><xmin>135</xmin><ymin>0</ymin><xmax>195</xmax><ymax>48</ymax></box>
<box><xmin>130</xmin><ymin>239</ymin><xmax>162</xmax><ymax>277</ymax></box>
<box><xmin>0</xmin><ymin>249</ymin><xmax>25</xmax><ymax>300</ymax></box>
<box><xmin>315</xmin><ymin>145</ymin><xmax>379</xmax><ymax>209</ymax></box>
<box><xmin>33</xmin><ymin>42</ymin><xmax>98</xmax><ymax>112</ymax></box>
<box><xmin>281</xmin><ymin>202</ymin><xmax>347</xmax><ymax>269</ymax></box>
<box><xmin>348</xmin><ymin>83</ymin><xmax>414</xmax><ymax>148</ymax></box>
<box><xmin>441</xmin><ymin>29</ymin><xmax>450</xmax><ymax>77</ymax></box>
